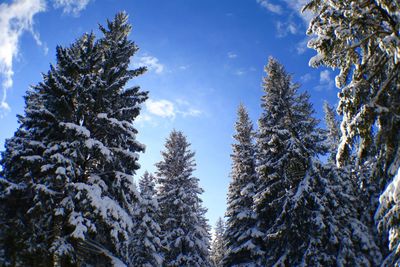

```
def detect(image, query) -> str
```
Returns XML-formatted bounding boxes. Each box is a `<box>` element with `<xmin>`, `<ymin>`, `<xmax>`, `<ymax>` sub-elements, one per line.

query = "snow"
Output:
<box><xmin>21</xmin><ymin>155</ymin><xmax>42</xmax><ymax>162</ymax></box>
<box><xmin>71</xmin><ymin>182</ymin><xmax>134</xmax><ymax>239</ymax></box>
<box><xmin>85</xmin><ymin>138</ymin><xmax>112</xmax><ymax>160</ymax></box>
<box><xmin>379</xmin><ymin>168</ymin><xmax>400</xmax><ymax>210</ymax></box>
<box><xmin>60</xmin><ymin>122</ymin><xmax>91</xmax><ymax>137</ymax></box>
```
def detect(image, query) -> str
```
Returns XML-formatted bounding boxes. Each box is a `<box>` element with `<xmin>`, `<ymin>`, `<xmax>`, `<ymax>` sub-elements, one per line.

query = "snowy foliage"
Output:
<box><xmin>223</xmin><ymin>104</ymin><xmax>260</xmax><ymax>266</ymax></box>
<box><xmin>305</xmin><ymin>1</ymin><xmax>400</xmax><ymax>262</ymax></box>
<box><xmin>130</xmin><ymin>171</ymin><xmax>163</xmax><ymax>267</ymax></box>
<box><xmin>156</xmin><ymin>130</ymin><xmax>212</xmax><ymax>267</ymax></box>
<box><xmin>253</xmin><ymin>57</ymin><xmax>379</xmax><ymax>266</ymax></box>
<box><xmin>304</xmin><ymin>0</ymin><xmax>400</xmax><ymax>179</ymax></box>
<box><xmin>323</xmin><ymin>101</ymin><xmax>340</xmax><ymax>163</ymax></box>
<box><xmin>210</xmin><ymin>217</ymin><xmax>225</xmax><ymax>267</ymax></box>
<box><xmin>0</xmin><ymin>12</ymin><xmax>147</xmax><ymax>266</ymax></box>
<box><xmin>377</xmin><ymin>167</ymin><xmax>400</xmax><ymax>266</ymax></box>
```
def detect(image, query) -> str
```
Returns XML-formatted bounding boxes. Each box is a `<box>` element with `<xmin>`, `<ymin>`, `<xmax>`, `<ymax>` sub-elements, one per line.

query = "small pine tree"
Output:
<box><xmin>210</xmin><ymin>217</ymin><xmax>225</xmax><ymax>267</ymax></box>
<box><xmin>156</xmin><ymin>130</ymin><xmax>212</xmax><ymax>267</ymax></box>
<box><xmin>131</xmin><ymin>171</ymin><xmax>163</xmax><ymax>267</ymax></box>
<box><xmin>223</xmin><ymin>104</ymin><xmax>260</xmax><ymax>266</ymax></box>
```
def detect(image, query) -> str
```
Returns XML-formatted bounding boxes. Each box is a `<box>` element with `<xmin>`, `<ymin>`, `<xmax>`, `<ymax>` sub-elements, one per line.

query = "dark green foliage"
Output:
<box><xmin>0</xmin><ymin>12</ymin><xmax>147</xmax><ymax>266</ymax></box>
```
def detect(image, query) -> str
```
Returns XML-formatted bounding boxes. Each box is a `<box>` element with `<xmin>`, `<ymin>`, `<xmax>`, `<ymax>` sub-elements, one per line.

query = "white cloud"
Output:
<box><xmin>281</xmin><ymin>0</ymin><xmax>313</xmax><ymax>24</ymax></box>
<box><xmin>320</xmin><ymin>70</ymin><xmax>331</xmax><ymax>83</ymax></box>
<box><xmin>146</xmin><ymin>99</ymin><xmax>175</xmax><ymax>119</ymax></box>
<box><xmin>276</xmin><ymin>21</ymin><xmax>298</xmax><ymax>37</ymax></box>
<box><xmin>256</xmin><ymin>0</ymin><xmax>282</xmax><ymax>14</ymax></box>
<box><xmin>134</xmin><ymin>55</ymin><xmax>164</xmax><ymax>74</ymax></box>
<box><xmin>180</xmin><ymin>108</ymin><xmax>202</xmax><ymax>117</ymax></box>
<box><xmin>53</xmin><ymin>0</ymin><xmax>91</xmax><ymax>16</ymax></box>
<box><xmin>137</xmin><ymin>98</ymin><xmax>203</xmax><ymax>126</ymax></box>
<box><xmin>296</xmin><ymin>37</ymin><xmax>309</xmax><ymax>54</ymax></box>
<box><xmin>257</xmin><ymin>0</ymin><xmax>314</xmax><ymax>39</ymax></box>
<box><xmin>227</xmin><ymin>52</ymin><xmax>237</xmax><ymax>59</ymax></box>
<box><xmin>235</xmin><ymin>70</ymin><xmax>245</xmax><ymax>76</ymax></box>
<box><xmin>179</xmin><ymin>65</ymin><xmax>189</xmax><ymax>70</ymax></box>
<box><xmin>315</xmin><ymin>70</ymin><xmax>334</xmax><ymax>91</ymax></box>
<box><xmin>0</xmin><ymin>0</ymin><xmax>46</xmax><ymax>114</ymax></box>
<box><xmin>300</xmin><ymin>73</ymin><xmax>312</xmax><ymax>83</ymax></box>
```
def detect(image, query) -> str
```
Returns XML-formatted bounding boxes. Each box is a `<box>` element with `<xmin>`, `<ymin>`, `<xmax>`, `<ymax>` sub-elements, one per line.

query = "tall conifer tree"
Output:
<box><xmin>254</xmin><ymin>57</ymin><xmax>380</xmax><ymax>266</ymax></box>
<box><xmin>223</xmin><ymin>104</ymin><xmax>260</xmax><ymax>266</ymax></box>
<box><xmin>156</xmin><ymin>130</ymin><xmax>211</xmax><ymax>267</ymax></box>
<box><xmin>0</xmin><ymin>12</ymin><xmax>147</xmax><ymax>266</ymax></box>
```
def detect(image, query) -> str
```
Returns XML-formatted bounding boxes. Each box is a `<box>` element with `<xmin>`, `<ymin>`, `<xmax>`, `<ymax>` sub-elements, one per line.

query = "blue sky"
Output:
<box><xmin>0</xmin><ymin>0</ymin><xmax>339</xmax><ymax>229</ymax></box>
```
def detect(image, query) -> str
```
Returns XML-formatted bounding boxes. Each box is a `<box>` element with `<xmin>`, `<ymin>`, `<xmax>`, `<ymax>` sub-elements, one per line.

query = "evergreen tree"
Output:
<box><xmin>156</xmin><ymin>130</ymin><xmax>211</xmax><ymax>267</ymax></box>
<box><xmin>323</xmin><ymin>101</ymin><xmax>340</xmax><ymax>163</ymax></box>
<box><xmin>254</xmin><ymin>57</ymin><xmax>380</xmax><ymax>265</ymax></box>
<box><xmin>210</xmin><ymin>218</ymin><xmax>225</xmax><ymax>267</ymax></box>
<box><xmin>304</xmin><ymin>1</ymin><xmax>399</xmax><ymax>262</ymax></box>
<box><xmin>223</xmin><ymin>104</ymin><xmax>260</xmax><ymax>266</ymax></box>
<box><xmin>131</xmin><ymin>171</ymin><xmax>163</xmax><ymax>267</ymax></box>
<box><xmin>0</xmin><ymin>12</ymin><xmax>147</xmax><ymax>266</ymax></box>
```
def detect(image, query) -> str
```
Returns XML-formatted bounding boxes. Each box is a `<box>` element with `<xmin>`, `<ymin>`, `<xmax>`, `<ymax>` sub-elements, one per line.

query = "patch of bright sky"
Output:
<box><xmin>0</xmin><ymin>0</ymin><xmax>339</xmax><ymax>229</ymax></box>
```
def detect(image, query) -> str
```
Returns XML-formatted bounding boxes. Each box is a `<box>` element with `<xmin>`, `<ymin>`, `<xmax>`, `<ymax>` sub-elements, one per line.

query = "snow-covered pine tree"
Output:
<box><xmin>0</xmin><ymin>12</ymin><xmax>147</xmax><ymax>266</ymax></box>
<box><xmin>323</xmin><ymin>101</ymin><xmax>340</xmax><ymax>163</ymax></box>
<box><xmin>254</xmin><ymin>57</ymin><xmax>380</xmax><ymax>266</ymax></box>
<box><xmin>223</xmin><ymin>104</ymin><xmax>260</xmax><ymax>266</ymax></box>
<box><xmin>210</xmin><ymin>217</ymin><xmax>225</xmax><ymax>267</ymax></box>
<box><xmin>304</xmin><ymin>1</ymin><xmax>399</xmax><ymax>263</ymax></box>
<box><xmin>131</xmin><ymin>171</ymin><xmax>163</xmax><ymax>266</ymax></box>
<box><xmin>156</xmin><ymin>130</ymin><xmax>212</xmax><ymax>267</ymax></box>
<box><xmin>323</xmin><ymin>101</ymin><xmax>384</xmax><ymax>264</ymax></box>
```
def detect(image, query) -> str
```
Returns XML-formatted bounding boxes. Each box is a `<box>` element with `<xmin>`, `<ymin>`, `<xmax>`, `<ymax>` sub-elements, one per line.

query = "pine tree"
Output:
<box><xmin>131</xmin><ymin>171</ymin><xmax>163</xmax><ymax>267</ymax></box>
<box><xmin>210</xmin><ymin>217</ymin><xmax>225</xmax><ymax>267</ymax></box>
<box><xmin>304</xmin><ymin>1</ymin><xmax>399</xmax><ymax>262</ymax></box>
<box><xmin>254</xmin><ymin>57</ymin><xmax>380</xmax><ymax>265</ymax></box>
<box><xmin>156</xmin><ymin>130</ymin><xmax>211</xmax><ymax>267</ymax></box>
<box><xmin>323</xmin><ymin>101</ymin><xmax>340</xmax><ymax>163</ymax></box>
<box><xmin>223</xmin><ymin>104</ymin><xmax>260</xmax><ymax>266</ymax></box>
<box><xmin>0</xmin><ymin>12</ymin><xmax>147</xmax><ymax>266</ymax></box>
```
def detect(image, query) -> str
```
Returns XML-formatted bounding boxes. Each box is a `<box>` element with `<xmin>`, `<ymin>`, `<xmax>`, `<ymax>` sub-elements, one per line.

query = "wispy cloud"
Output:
<box><xmin>179</xmin><ymin>65</ymin><xmax>190</xmax><ymax>70</ymax></box>
<box><xmin>53</xmin><ymin>0</ymin><xmax>91</xmax><ymax>16</ymax></box>
<box><xmin>257</xmin><ymin>0</ymin><xmax>313</xmax><ymax>35</ymax></box>
<box><xmin>235</xmin><ymin>70</ymin><xmax>245</xmax><ymax>76</ymax></box>
<box><xmin>146</xmin><ymin>99</ymin><xmax>175</xmax><ymax>119</ymax></box>
<box><xmin>136</xmin><ymin>98</ymin><xmax>203</xmax><ymax>126</ymax></box>
<box><xmin>276</xmin><ymin>21</ymin><xmax>298</xmax><ymax>37</ymax></box>
<box><xmin>0</xmin><ymin>0</ymin><xmax>46</xmax><ymax>114</ymax></box>
<box><xmin>300</xmin><ymin>73</ymin><xmax>312</xmax><ymax>83</ymax></box>
<box><xmin>281</xmin><ymin>0</ymin><xmax>313</xmax><ymax>25</ymax></box>
<box><xmin>315</xmin><ymin>70</ymin><xmax>334</xmax><ymax>91</ymax></box>
<box><xmin>256</xmin><ymin>0</ymin><xmax>282</xmax><ymax>15</ymax></box>
<box><xmin>256</xmin><ymin>0</ymin><xmax>314</xmax><ymax>54</ymax></box>
<box><xmin>134</xmin><ymin>55</ymin><xmax>164</xmax><ymax>74</ymax></box>
<box><xmin>296</xmin><ymin>37</ymin><xmax>309</xmax><ymax>54</ymax></box>
<box><xmin>227</xmin><ymin>52</ymin><xmax>237</xmax><ymax>59</ymax></box>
